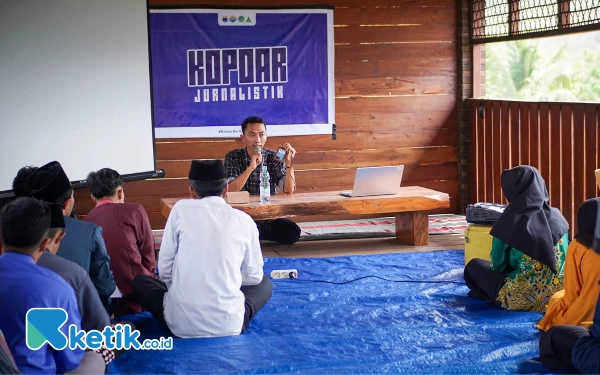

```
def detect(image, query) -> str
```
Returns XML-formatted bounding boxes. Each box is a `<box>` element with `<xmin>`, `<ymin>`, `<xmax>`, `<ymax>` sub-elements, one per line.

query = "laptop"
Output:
<box><xmin>340</xmin><ymin>165</ymin><xmax>404</xmax><ymax>197</ymax></box>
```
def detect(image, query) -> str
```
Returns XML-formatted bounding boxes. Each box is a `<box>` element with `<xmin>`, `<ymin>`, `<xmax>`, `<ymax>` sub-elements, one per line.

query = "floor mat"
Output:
<box><xmin>297</xmin><ymin>214</ymin><xmax>467</xmax><ymax>241</ymax></box>
<box><xmin>107</xmin><ymin>250</ymin><xmax>560</xmax><ymax>374</ymax></box>
<box><xmin>152</xmin><ymin>215</ymin><xmax>468</xmax><ymax>248</ymax></box>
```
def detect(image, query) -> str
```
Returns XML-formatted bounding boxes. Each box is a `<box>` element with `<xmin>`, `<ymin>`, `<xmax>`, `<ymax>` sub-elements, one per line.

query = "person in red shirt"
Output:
<box><xmin>83</xmin><ymin>168</ymin><xmax>157</xmax><ymax>316</ymax></box>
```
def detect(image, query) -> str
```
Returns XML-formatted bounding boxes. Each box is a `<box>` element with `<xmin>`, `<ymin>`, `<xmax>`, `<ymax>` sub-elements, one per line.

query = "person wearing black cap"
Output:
<box><xmin>11</xmin><ymin>166</ymin><xmax>38</xmax><ymax>198</ymax></box>
<box><xmin>28</xmin><ymin>161</ymin><xmax>116</xmax><ymax>309</ymax></box>
<box><xmin>12</xmin><ymin>165</ymin><xmax>81</xmax><ymax>219</ymax></box>
<box><xmin>464</xmin><ymin>165</ymin><xmax>569</xmax><ymax>312</ymax></box>
<box><xmin>36</xmin><ymin>204</ymin><xmax>112</xmax><ymax>334</ymax></box>
<box><xmin>132</xmin><ymin>159</ymin><xmax>272</xmax><ymax>338</ymax></box>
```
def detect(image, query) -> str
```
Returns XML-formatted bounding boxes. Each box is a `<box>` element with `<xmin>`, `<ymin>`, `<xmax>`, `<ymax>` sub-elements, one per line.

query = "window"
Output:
<box><xmin>484</xmin><ymin>31</ymin><xmax>600</xmax><ymax>101</ymax></box>
<box><xmin>472</xmin><ymin>0</ymin><xmax>600</xmax><ymax>43</ymax></box>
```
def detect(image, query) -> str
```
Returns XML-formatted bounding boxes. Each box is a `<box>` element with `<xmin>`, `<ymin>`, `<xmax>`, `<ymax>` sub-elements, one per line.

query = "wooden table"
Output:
<box><xmin>160</xmin><ymin>186</ymin><xmax>450</xmax><ymax>246</ymax></box>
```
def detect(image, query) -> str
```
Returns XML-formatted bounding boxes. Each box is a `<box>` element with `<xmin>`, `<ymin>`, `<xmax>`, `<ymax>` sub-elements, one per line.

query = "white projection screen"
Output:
<box><xmin>0</xmin><ymin>0</ymin><xmax>156</xmax><ymax>195</ymax></box>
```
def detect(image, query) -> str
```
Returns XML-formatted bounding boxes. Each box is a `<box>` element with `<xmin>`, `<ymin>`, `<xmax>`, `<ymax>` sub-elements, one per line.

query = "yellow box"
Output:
<box><xmin>464</xmin><ymin>224</ymin><xmax>493</xmax><ymax>265</ymax></box>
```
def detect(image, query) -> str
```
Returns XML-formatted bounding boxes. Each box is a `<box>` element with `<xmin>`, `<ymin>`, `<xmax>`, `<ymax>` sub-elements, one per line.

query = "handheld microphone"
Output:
<box><xmin>253</xmin><ymin>145</ymin><xmax>264</xmax><ymax>168</ymax></box>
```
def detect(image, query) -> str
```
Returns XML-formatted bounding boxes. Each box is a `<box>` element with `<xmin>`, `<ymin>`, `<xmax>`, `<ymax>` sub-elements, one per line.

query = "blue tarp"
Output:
<box><xmin>107</xmin><ymin>250</ymin><xmax>562</xmax><ymax>374</ymax></box>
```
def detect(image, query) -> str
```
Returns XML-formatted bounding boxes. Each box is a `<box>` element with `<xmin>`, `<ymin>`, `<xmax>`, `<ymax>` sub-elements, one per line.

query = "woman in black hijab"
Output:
<box><xmin>464</xmin><ymin>165</ymin><xmax>570</xmax><ymax>312</ymax></box>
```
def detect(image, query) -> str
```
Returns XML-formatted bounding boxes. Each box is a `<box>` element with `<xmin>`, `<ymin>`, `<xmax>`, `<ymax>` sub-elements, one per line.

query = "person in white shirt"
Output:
<box><xmin>132</xmin><ymin>159</ymin><xmax>272</xmax><ymax>338</ymax></box>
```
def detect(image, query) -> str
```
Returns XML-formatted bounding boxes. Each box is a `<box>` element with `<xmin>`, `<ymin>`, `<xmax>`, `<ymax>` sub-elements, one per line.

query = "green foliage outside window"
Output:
<box><xmin>485</xmin><ymin>31</ymin><xmax>600</xmax><ymax>102</ymax></box>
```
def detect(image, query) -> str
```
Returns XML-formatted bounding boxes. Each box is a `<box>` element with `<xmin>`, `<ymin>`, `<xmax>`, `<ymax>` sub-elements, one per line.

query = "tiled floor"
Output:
<box><xmin>261</xmin><ymin>233</ymin><xmax>465</xmax><ymax>258</ymax></box>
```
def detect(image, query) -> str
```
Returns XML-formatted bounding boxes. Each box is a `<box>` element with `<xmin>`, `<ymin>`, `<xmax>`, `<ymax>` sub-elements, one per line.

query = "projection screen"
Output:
<box><xmin>0</xmin><ymin>0</ymin><xmax>156</xmax><ymax>195</ymax></box>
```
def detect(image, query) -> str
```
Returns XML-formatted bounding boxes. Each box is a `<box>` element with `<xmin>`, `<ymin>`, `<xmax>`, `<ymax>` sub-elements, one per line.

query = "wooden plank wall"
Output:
<box><xmin>469</xmin><ymin>99</ymin><xmax>600</xmax><ymax>238</ymax></box>
<box><xmin>74</xmin><ymin>0</ymin><xmax>459</xmax><ymax>229</ymax></box>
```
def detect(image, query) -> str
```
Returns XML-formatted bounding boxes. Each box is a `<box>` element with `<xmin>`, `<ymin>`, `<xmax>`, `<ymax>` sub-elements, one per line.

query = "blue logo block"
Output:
<box><xmin>26</xmin><ymin>308</ymin><xmax>68</xmax><ymax>350</ymax></box>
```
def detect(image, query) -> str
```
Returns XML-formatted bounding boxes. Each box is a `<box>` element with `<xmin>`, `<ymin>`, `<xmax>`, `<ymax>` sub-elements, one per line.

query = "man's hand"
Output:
<box><xmin>248</xmin><ymin>152</ymin><xmax>263</xmax><ymax>170</ymax></box>
<box><xmin>282</xmin><ymin>142</ymin><xmax>296</xmax><ymax>166</ymax></box>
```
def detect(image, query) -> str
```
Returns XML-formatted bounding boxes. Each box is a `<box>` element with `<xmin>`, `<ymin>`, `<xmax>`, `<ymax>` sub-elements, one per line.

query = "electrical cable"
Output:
<box><xmin>284</xmin><ymin>273</ymin><xmax>465</xmax><ymax>285</ymax></box>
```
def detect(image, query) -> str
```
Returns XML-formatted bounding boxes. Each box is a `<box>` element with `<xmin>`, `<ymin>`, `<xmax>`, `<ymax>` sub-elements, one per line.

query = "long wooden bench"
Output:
<box><xmin>160</xmin><ymin>186</ymin><xmax>450</xmax><ymax>246</ymax></box>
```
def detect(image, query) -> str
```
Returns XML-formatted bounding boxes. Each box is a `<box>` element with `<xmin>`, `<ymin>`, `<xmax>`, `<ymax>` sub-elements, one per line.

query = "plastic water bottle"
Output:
<box><xmin>260</xmin><ymin>165</ymin><xmax>270</xmax><ymax>203</ymax></box>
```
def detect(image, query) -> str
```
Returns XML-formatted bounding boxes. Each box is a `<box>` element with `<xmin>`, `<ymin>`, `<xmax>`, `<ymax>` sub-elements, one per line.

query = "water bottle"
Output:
<box><xmin>260</xmin><ymin>165</ymin><xmax>270</xmax><ymax>203</ymax></box>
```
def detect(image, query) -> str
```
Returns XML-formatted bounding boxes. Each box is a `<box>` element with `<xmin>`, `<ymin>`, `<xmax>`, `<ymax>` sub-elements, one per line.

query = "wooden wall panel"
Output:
<box><xmin>472</xmin><ymin>101</ymin><xmax>485</xmax><ymax>203</ymax></box>
<box><xmin>335</xmin><ymin>76</ymin><xmax>455</xmax><ymax>96</ymax></box>
<box><xmin>550</xmin><ymin>104</ymin><xmax>562</xmax><ymax>209</ymax></box>
<box><xmin>584</xmin><ymin>105</ymin><xmax>598</xmax><ymax>198</ymax></box>
<box><xmin>500</xmin><ymin>101</ymin><xmax>510</xmax><ymax>179</ymax></box>
<box><xmin>155</xmin><ymin>128</ymin><xmax>457</xmax><ymax>159</ymax></box>
<box><xmin>484</xmin><ymin>101</ymin><xmax>493</xmax><ymax>202</ymax></box>
<box><xmin>156</xmin><ymin>147</ymin><xmax>457</xmax><ymax>176</ymax></box>
<box><xmin>492</xmin><ymin>101</ymin><xmax>501</xmax><ymax>203</ymax></box>
<box><xmin>573</xmin><ymin>104</ymin><xmax>586</xmax><ymax>232</ymax></box>
<box><xmin>335</xmin><ymin>95</ymin><xmax>454</xmax><ymax>113</ymax></box>
<box><xmin>478</xmin><ymin>102</ymin><xmax>487</xmax><ymax>201</ymax></box>
<box><xmin>334</xmin><ymin>7</ymin><xmax>455</xmax><ymax>26</ymax></box>
<box><xmin>336</xmin><ymin>59</ymin><xmax>456</xmax><ymax>79</ymax></box>
<box><xmin>336</xmin><ymin>43</ymin><xmax>455</xmax><ymax>62</ymax></box>
<box><xmin>72</xmin><ymin>0</ymin><xmax>459</xmax><ymax>229</ymax></box>
<box><xmin>539</xmin><ymin>103</ymin><xmax>551</xmax><ymax>183</ymax></box>
<box><xmin>520</xmin><ymin>104</ymin><xmax>530</xmax><ymax>166</ymax></box>
<box><xmin>509</xmin><ymin>101</ymin><xmax>520</xmax><ymax>166</ymax></box>
<box><xmin>178</xmin><ymin>162</ymin><xmax>457</xmax><ymax>186</ymax></box>
<box><xmin>470</xmin><ymin>100</ymin><xmax>600</xmax><ymax>239</ymax></box>
<box><xmin>529</xmin><ymin>103</ymin><xmax>540</xmax><ymax>170</ymax></box>
<box><xmin>335</xmin><ymin>25</ymin><xmax>455</xmax><ymax>44</ymax></box>
<box><xmin>561</xmin><ymin>104</ymin><xmax>574</xmax><ymax>235</ymax></box>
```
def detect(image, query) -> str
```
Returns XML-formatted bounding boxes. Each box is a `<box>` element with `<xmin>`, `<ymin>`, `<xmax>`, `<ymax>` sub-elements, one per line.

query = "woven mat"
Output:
<box><xmin>152</xmin><ymin>215</ymin><xmax>468</xmax><ymax>248</ymax></box>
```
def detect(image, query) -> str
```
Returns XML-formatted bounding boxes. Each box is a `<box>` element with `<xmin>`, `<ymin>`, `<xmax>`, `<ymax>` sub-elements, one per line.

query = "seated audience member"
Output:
<box><xmin>540</xmin><ymin>291</ymin><xmax>600</xmax><ymax>373</ymax></box>
<box><xmin>464</xmin><ymin>165</ymin><xmax>569</xmax><ymax>312</ymax></box>
<box><xmin>27</xmin><ymin>161</ymin><xmax>116</xmax><ymax>308</ymax></box>
<box><xmin>537</xmin><ymin>197</ymin><xmax>600</xmax><ymax>331</ymax></box>
<box><xmin>224</xmin><ymin>116</ymin><xmax>301</xmax><ymax>245</ymax></box>
<box><xmin>11</xmin><ymin>166</ymin><xmax>38</xmax><ymax>198</ymax></box>
<box><xmin>132</xmin><ymin>160</ymin><xmax>272</xmax><ymax>338</ymax></box>
<box><xmin>0</xmin><ymin>329</ymin><xmax>21</xmax><ymax>374</ymax></box>
<box><xmin>0</xmin><ymin>198</ymin><xmax>107</xmax><ymax>374</ymax></box>
<box><xmin>12</xmin><ymin>166</ymin><xmax>80</xmax><ymax>220</ymax></box>
<box><xmin>37</xmin><ymin>203</ymin><xmax>112</xmax><ymax>333</ymax></box>
<box><xmin>83</xmin><ymin>168</ymin><xmax>157</xmax><ymax>316</ymax></box>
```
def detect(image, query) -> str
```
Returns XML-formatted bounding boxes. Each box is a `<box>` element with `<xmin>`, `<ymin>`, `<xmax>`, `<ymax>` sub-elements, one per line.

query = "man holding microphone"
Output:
<box><xmin>224</xmin><ymin>116</ymin><xmax>301</xmax><ymax>245</ymax></box>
